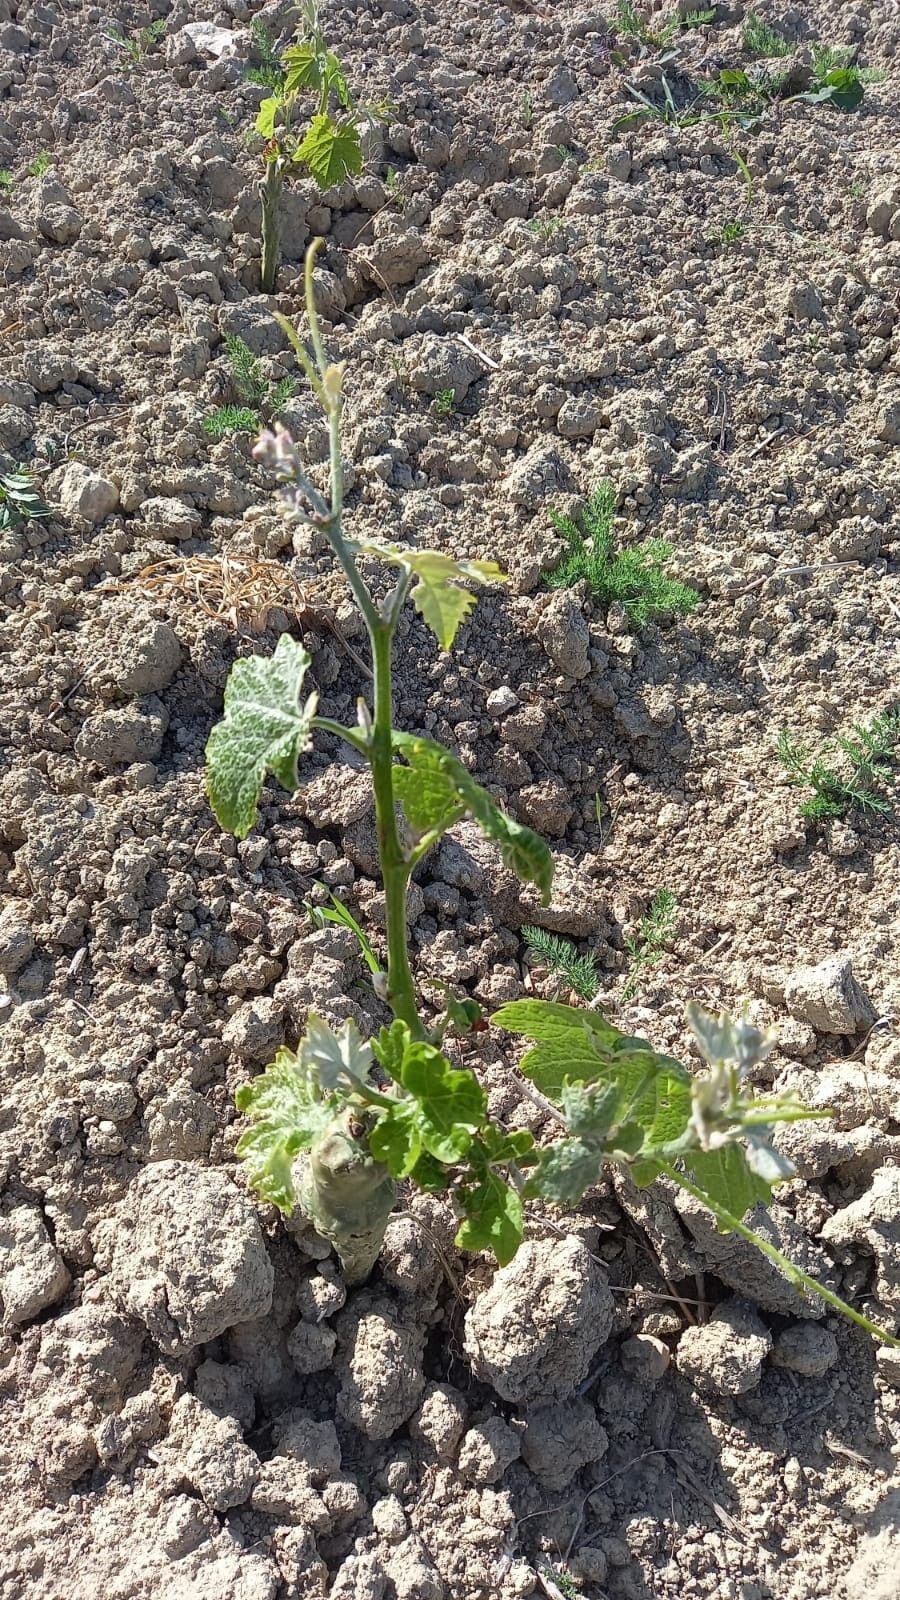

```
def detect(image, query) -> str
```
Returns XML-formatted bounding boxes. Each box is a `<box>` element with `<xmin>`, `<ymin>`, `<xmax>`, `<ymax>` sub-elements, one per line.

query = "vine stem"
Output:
<box><xmin>657</xmin><ymin>1161</ymin><xmax>900</xmax><ymax>1349</ymax></box>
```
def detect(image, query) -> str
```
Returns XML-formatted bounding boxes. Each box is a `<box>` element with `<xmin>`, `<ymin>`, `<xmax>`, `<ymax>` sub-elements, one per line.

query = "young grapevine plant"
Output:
<box><xmin>254</xmin><ymin>0</ymin><xmax>387</xmax><ymax>292</ymax></box>
<box><xmin>204</xmin><ymin>240</ymin><xmax>898</xmax><ymax>1348</ymax></box>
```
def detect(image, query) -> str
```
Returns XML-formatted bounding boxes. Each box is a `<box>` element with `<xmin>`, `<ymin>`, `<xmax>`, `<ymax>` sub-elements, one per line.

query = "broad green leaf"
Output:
<box><xmin>400</xmin><ymin>1045</ymin><xmax>486</xmax><ymax>1163</ymax></box>
<box><xmin>255</xmin><ymin>95</ymin><xmax>281</xmax><ymax>138</ymax></box>
<box><xmin>491</xmin><ymin>999</ymin><xmax>625</xmax><ymax>1096</ymax></box>
<box><xmin>369</xmin><ymin>1099</ymin><xmax>422</xmax><ymax>1178</ymax></box>
<box><xmin>392</xmin><ymin>734</ymin><xmax>553</xmax><ymax>902</ymax></box>
<box><xmin>354</xmin><ymin>543</ymin><xmax>505</xmax><ymax>650</ymax></box>
<box><xmin>282</xmin><ymin>41</ymin><xmax>322</xmax><ymax>94</ymax></box>
<box><xmin>295</xmin><ymin>113</ymin><xmax>363</xmax><ymax>188</ymax></box>
<box><xmin>680</xmin><ymin>1144</ymin><xmax>774</xmax><ymax>1221</ymax></box>
<box><xmin>455</xmin><ymin>1171</ymin><xmax>524</xmax><ymax>1265</ymax></box>
<box><xmin>523</xmin><ymin>1139</ymin><xmax>604</xmax><ymax>1205</ymax></box>
<box><xmin>816</xmin><ymin>68</ymin><xmax>864</xmax><ymax>110</ymax></box>
<box><xmin>206</xmin><ymin>634</ymin><xmax>317</xmax><ymax>838</ymax></box>
<box><xmin>301</xmin><ymin>1014</ymin><xmax>373</xmax><ymax>1092</ymax></box>
<box><xmin>235</xmin><ymin>1047</ymin><xmax>334</xmax><ymax>1210</ymax></box>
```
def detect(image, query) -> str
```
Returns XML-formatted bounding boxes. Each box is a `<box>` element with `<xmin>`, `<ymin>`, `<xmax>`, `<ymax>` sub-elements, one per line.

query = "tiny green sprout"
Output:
<box><xmin>547</xmin><ymin>483</ymin><xmax>700</xmax><ymax>626</ymax></box>
<box><xmin>519</xmin><ymin>89</ymin><xmax>535</xmax><ymax>129</ymax></box>
<box><xmin>849</xmin><ymin>179</ymin><xmax>866</xmax><ymax>200</ymax></box>
<box><xmin>0</xmin><ymin>169</ymin><xmax>12</xmax><ymax>194</ymax></box>
<box><xmin>105</xmin><ymin>18</ymin><xmax>165</xmax><ymax>65</ymax></box>
<box><xmin>431</xmin><ymin>388</ymin><xmax>456</xmax><ymax>418</ymax></box>
<box><xmin>682</xmin><ymin>7</ymin><xmax>716</xmax><ymax>26</ymax></box>
<box><xmin>523</xmin><ymin>926</ymin><xmax>600</xmax><ymax>1002</ymax></box>
<box><xmin>201</xmin><ymin>239</ymin><xmax>900</xmax><ymax>1352</ymax></box>
<box><xmin>526</xmin><ymin>216</ymin><xmax>564</xmax><ymax>242</ymax></box>
<box><xmin>621</xmin><ymin>888</ymin><xmax>677</xmax><ymax>1001</ymax></box>
<box><xmin>711</xmin><ymin>218</ymin><xmax>746</xmax><ymax>247</ymax></box>
<box><xmin>385</xmin><ymin>166</ymin><xmax>407</xmax><ymax>207</ymax></box>
<box><xmin>29</xmin><ymin>152</ymin><xmax>50</xmax><ymax>178</ymax></box>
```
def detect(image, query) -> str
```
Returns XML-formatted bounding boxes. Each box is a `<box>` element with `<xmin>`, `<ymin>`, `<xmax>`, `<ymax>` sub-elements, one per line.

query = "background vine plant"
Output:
<box><xmin>204</xmin><ymin>240</ymin><xmax>898</xmax><ymax>1348</ymax></box>
<box><xmin>254</xmin><ymin>0</ymin><xmax>387</xmax><ymax>292</ymax></box>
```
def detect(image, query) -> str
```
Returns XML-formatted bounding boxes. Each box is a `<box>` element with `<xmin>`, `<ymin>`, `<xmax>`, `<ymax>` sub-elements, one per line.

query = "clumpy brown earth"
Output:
<box><xmin>2</xmin><ymin>0</ymin><xmax>900</xmax><ymax>1594</ymax></box>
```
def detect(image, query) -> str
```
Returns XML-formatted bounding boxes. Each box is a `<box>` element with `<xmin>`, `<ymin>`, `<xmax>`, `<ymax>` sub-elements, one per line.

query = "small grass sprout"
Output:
<box><xmin>431</xmin><ymin>388</ymin><xmax>457</xmax><ymax>418</ymax></box>
<box><xmin>29</xmin><ymin>152</ymin><xmax>50</xmax><ymax>177</ymax></box>
<box><xmin>778</xmin><ymin>711</ymin><xmax>900</xmax><ymax>822</ymax></box>
<box><xmin>682</xmin><ymin>8</ymin><xmax>716</xmax><ymax>27</ymax></box>
<box><xmin>743</xmin><ymin>13</ymin><xmax>791</xmax><ymax>58</ymax></box>
<box><xmin>622</xmin><ymin>888</ymin><xmax>677</xmax><ymax>1000</ymax></box>
<box><xmin>523</xmin><ymin>926</ymin><xmax>600</xmax><ymax>1002</ymax></box>
<box><xmin>0</xmin><ymin>169</ymin><xmax>12</xmax><ymax>194</ymax></box>
<box><xmin>519</xmin><ymin>90</ymin><xmax>535</xmax><ymax>129</ymax></box>
<box><xmin>547</xmin><ymin>483</ymin><xmax>700</xmax><ymax>626</ymax></box>
<box><xmin>0</xmin><ymin>467</ymin><xmax>50</xmax><ymax>531</ymax></box>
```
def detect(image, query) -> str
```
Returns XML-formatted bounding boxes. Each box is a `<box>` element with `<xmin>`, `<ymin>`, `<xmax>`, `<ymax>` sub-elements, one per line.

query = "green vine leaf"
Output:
<box><xmin>235</xmin><ymin>1047</ymin><xmax>334</xmax><ymax>1211</ymax></box>
<box><xmin>206</xmin><ymin>633</ymin><xmax>318</xmax><ymax>838</ymax></box>
<box><xmin>354</xmin><ymin>543</ymin><xmax>506</xmax><ymax>650</ymax></box>
<box><xmin>455</xmin><ymin>1169</ymin><xmax>524</xmax><ymax>1265</ymax></box>
<box><xmin>678</xmin><ymin>1144</ymin><xmax>775</xmax><ymax>1219</ymax></box>
<box><xmin>392</xmin><ymin>734</ymin><xmax>554</xmax><ymax>902</ymax></box>
<box><xmin>399</xmin><ymin>1045</ymin><xmax>486</xmax><ymax>1162</ymax></box>
<box><xmin>369</xmin><ymin>1099</ymin><xmax>422</xmax><ymax>1178</ymax></box>
<box><xmin>282</xmin><ymin>40</ymin><xmax>322</xmax><ymax>93</ymax></box>
<box><xmin>255</xmin><ymin>95</ymin><xmax>281</xmax><ymax>138</ymax></box>
<box><xmin>295</xmin><ymin>113</ymin><xmax>363</xmax><ymax>187</ymax></box>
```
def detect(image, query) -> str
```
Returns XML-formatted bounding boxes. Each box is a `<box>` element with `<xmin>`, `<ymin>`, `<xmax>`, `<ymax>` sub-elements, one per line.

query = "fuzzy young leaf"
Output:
<box><xmin>524</xmin><ymin>1139</ymin><xmax>604</xmax><ymax>1205</ymax></box>
<box><xmin>235</xmin><ymin>1048</ymin><xmax>334</xmax><ymax>1210</ymax></box>
<box><xmin>354</xmin><ymin>543</ymin><xmax>506</xmax><ymax>651</ymax></box>
<box><xmin>302</xmin><ymin>1014</ymin><xmax>373</xmax><ymax>1092</ymax></box>
<box><xmin>455</xmin><ymin>1170</ymin><xmax>524</xmax><ymax>1265</ymax></box>
<box><xmin>295</xmin><ymin>113</ymin><xmax>362</xmax><ymax>187</ymax></box>
<box><xmin>392</xmin><ymin>734</ymin><xmax>553</xmax><ymax>902</ymax></box>
<box><xmin>372</xmin><ymin>1019</ymin><xmax>410</xmax><ymax>1083</ymax></box>
<box><xmin>686</xmin><ymin>1002</ymin><xmax>773</xmax><ymax>1076</ymax></box>
<box><xmin>206</xmin><ymin>634</ymin><xmax>318</xmax><ymax>838</ymax></box>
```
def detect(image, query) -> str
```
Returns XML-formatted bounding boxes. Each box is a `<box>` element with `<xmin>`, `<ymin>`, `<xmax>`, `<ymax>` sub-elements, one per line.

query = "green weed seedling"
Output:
<box><xmin>523</xmin><ymin>926</ymin><xmax>600</xmax><ymax>1002</ymax></box>
<box><xmin>431</xmin><ymin>388</ymin><xmax>456</xmax><ymax>419</ymax></box>
<box><xmin>778</xmin><ymin>711</ymin><xmax>900</xmax><ymax>822</ymax></box>
<box><xmin>526</xmin><ymin>216</ymin><xmax>564</xmax><ymax>242</ymax></box>
<box><xmin>519</xmin><ymin>90</ymin><xmax>535</xmax><ymax>129</ymax></box>
<box><xmin>621</xmin><ymin>888</ymin><xmax>676</xmax><ymax>1001</ymax></box>
<box><xmin>247</xmin><ymin>18</ymin><xmax>287</xmax><ymax>92</ymax></box>
<box><xmin>253</xmin><ymin>0</ymin><xmax>389</xmax><ymax>292</ymax></box>
<box><xmin>547</xmin><ymin>483</ymin><xmax>700</xmax><ymax>625</ymax></box>
<box><xmin>0</xmin><ymin>467</ymin><xmax>50</xmax><ymax>531</ymax></box>
<box><xmin>202</xmin><ymin>239</ymin><xmax>898</xmax><ymax>1352</ymax></box>
<box><xmin>204</xmin><ymin>335</ymin><xmax>294</xmax><ymax>441</ymax></box>
<box><xmin>385</xmin><ymin>166</ymin><xmax>407</xmax><ymax>208</ymax></box>
<box><xmin>105</xmin><ymin>18</ymin><xmax>166</xmax><ymax>66</ymax></box>
<box><xmin>0</xmin><ymin>169</ymin><xmax>12</xmax><ymax>195</ymax></box>
<box><xmin>743</xmin><ymin>13</ymin><xmax>791</xmax><ymax>58</ymax></box>
<box><xmin>29</xmin><ymin>152</ymin><xmax>50</xmax><ymax>178</ymax></box>
<box><xmin>710</xmin><ymin>218</ymin><xmax>746</xmax><ymax>247</ymax></box>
